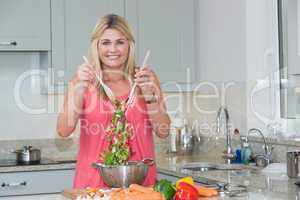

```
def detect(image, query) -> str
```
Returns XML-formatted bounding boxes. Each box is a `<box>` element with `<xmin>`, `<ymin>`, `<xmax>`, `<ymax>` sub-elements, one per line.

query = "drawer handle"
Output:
<box><xmin>0</xmin><ymin>41</ymin><xmax>17</xmax><ymax>46</ymax></box>
<box><xmin>1</xmin><ymin>181</ymin><xmax>27</xmax><ymax>188</ymax></box>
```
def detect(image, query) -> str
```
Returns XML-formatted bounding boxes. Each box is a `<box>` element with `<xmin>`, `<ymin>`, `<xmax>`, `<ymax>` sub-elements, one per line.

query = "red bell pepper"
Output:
<box><xmin>175</xmin><ymin>182</ymin><xmax>198</xmax><ymax>200</ymax></box>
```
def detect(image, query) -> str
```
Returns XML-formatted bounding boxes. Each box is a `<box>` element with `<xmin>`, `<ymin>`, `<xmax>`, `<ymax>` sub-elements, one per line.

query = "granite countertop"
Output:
<box><xmin>156</xmin><ymin>154</ymin><xmax>300</xmax><ymax>200</ymax></box>
<box><xmin>0</xmin><ymin>159</ymin><xmax>76</xmax><ymax>173</ymax></box>
<box><xmin>1</xmin><ymin>154</ymin><xmax>300</xmax><ymax>200</ymax></box>
<box><xmin>3</xmin><ymin>194</ymin><xmax>64</xmax><ymax>200</ymax></box>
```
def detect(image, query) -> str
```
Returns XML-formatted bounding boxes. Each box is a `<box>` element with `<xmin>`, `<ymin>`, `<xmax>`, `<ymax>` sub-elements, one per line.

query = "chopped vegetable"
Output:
<box><xmin>99</xmin><ymin>100</ymin><xmax>133</xmax><ymax>165</ymax></box>
<box><xmin>154</xmin><ymin>179</ymin><xmax>176</xmax><ymax>200</ymax></box>
<box><xmin>85</xmin><ymin>187</ymin><xmax>104</xmax><ymax>198</ymax></box>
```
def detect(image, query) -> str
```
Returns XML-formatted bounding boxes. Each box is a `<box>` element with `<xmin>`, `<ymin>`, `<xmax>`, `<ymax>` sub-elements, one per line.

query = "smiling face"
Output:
<box><xmin>98</xmin><ymin>28</ymin><xmax>129</xmax><ymax>70</ymax></box>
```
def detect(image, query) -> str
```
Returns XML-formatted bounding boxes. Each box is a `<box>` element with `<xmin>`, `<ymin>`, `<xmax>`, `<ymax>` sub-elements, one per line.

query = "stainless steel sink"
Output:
<box><xmin>179</xmin><ymin>162</ymin><xmax>250</xmax><ymax>197</ymax></box>
<box><xmin>181</xmin><ymin>162</ymin><xmax>219</xmax><ymax>172</ymax></box>
<box><xmin>181</xmin><ymin>162</ymin><xmax>254</xmax><ymax>171</ymax></box>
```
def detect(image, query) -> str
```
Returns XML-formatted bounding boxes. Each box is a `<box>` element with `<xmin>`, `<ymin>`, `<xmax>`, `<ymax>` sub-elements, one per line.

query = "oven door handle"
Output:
<box><xmin>1</xmin><ymin>181</ymin><xmax>27</xmax><ymax>188</ymax></box>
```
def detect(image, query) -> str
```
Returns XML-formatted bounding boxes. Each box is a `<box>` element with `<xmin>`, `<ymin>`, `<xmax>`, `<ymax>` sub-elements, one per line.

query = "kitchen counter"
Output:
<box><xmin>1</xmin><ymin>154</ymin><xmax>300</xmax><ymax>200</ymax></box>
<box><xmin>2</xmin><ymin>194</ymin><xmax>65</xmax><ymax>200</ymax></box>
<box><xmin>156</xmin><ymin>154</ymin><xmax>300</xmax><ymax>200</ymax></box>
<box><xmin>0</xmin><ymin>160</ymin><xmax>76</xmax><ymax>173</ymax></box>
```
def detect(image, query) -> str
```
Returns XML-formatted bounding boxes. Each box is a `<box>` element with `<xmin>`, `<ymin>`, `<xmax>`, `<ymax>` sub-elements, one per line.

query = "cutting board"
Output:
<box><xmin>62</xmin><ymin>188</ymin><xmax>218</xmax><ymax>200</ymax></box>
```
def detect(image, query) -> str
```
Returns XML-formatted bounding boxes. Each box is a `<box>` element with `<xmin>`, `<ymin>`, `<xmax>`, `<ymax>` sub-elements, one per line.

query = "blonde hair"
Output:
<box><xmin>88</xmin><ymin>14</ymin><xmax>136</xmax><ymax>86</ymax></box>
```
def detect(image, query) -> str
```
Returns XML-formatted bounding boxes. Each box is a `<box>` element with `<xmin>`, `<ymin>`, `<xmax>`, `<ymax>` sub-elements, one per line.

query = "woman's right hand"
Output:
<box><xmin>73</xmin><ymin>63</ymin><xmax>96</xmax><ymax>88</ymax></box>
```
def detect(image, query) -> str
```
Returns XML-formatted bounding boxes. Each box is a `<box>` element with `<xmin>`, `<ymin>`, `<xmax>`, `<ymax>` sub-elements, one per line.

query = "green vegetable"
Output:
<box><xmin>154</xmin><ymin>179</ymin><xmax>176</xmax><ymax>200</ymax></box>
<box><xmin>99</xmin><ymin>100</ymin><xmax>132</xmax><ymax>165</ymax></box>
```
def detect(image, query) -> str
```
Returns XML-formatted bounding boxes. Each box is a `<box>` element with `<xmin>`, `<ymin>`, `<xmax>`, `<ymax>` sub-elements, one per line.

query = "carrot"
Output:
<box><xmin>110</xmin><ymin>189</ymin><xmax>126</xmax><ymax>200</ymax></box>
<box><xmin>110</xmin><ymin>186</ymin><xmax>164</xmax><ymax>200</ymax></box>
<box><xmin>129</xmin><ymin>184</ymin><xmax>154</xmax><ymax>194</ymax></box>
<box><xmin>127</xmin><ymin>191</ymin><xmax>163</xmax><ymax>200</ymax></box>
<box><xmin>194</xmin><ymin>185</ymin><xmax>218</xmax><ymax>197</ymax></box>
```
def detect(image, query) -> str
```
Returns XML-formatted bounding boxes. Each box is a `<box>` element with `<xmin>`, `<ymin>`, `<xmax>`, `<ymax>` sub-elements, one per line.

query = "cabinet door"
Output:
<box><xmin>51</xmin><ymin>0</ymin><xmax>125</xmax><ymax>83</ymax></box>
<box><xmin>0</xmin><ymin>0</ymin><xmax>51</xmax><ymax>51</ymax></box>
<box><xmin>125</xmin><ymin>0</ymin><xmax>197</xmax><ymax>85</ymax></box>
<box><xmin>0</xmin><ymin>169</ymin><xmax>74</xmax><ymax>196</ymax></box>
<box><xmin>282</xmin><ymin>0</ymin><xmax>300</xmax><ymax>75</ymax></box>
<box><xmin>197</xmin><ymin>0</ymin><xmax>246</xmax><ymax>82</ymax></box>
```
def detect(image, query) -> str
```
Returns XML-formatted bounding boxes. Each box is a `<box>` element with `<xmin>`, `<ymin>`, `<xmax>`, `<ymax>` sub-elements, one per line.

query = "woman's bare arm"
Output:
<box><xmin>57</xmin><ymin>77</ymin><xmax>87</xmax><ymax>137</ymax></box>
<box><xmin>134</xmin><ymin>66</ymin><xmax>170</xmax><ymax>138</ymax></box>
<box><xmin>146</xmin><ymin>92</ymin><xmax>171</xmax><ymax>138</ymax></box>
<box><xmin>57</xmin><ymin>62</ymin><xmax>95</xmax><ymax>137</ymax></box>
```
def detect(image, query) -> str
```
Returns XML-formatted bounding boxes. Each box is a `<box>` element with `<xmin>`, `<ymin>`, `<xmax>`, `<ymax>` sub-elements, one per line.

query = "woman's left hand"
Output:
<box><xmin>134</xmin><ymin>65</ymin><xmax>161</xmax><ymax>102</ymax></box>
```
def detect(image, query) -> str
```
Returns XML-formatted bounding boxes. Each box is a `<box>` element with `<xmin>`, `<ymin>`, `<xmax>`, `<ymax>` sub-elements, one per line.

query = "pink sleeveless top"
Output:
<box><xmin>73</xmin><ymin>88</ymin><xmax>157</xmax><ymax>189</ymax></box>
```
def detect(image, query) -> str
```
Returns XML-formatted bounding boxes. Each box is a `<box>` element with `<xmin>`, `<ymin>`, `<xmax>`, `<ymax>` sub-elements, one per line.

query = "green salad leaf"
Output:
<box><xmin>99</xmin><ymin>100</ymin><xmax>132</xmax><ymax>165</ymax></box>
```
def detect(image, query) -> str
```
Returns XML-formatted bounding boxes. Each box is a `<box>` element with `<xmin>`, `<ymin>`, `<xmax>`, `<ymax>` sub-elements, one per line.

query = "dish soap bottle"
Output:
<box><xmin>234</xmin><ymin>144</ymin><xmax>242</xmax><ymax>163</ymax></box>
<box><xmin>233</xmin><ymin>128</ymin><xmax>241</xmax><ymax>163</ymax></box>
<box><xmin>241</xmin><ymin>137</ymin><xmax>252</xmax><ymax>165</ymax></box>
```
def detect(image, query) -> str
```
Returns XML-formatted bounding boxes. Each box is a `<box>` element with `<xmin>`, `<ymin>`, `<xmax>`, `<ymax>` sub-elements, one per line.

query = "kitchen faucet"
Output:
<box><xmin>247</xmin><ymin>128</ymin><xmax>273</xmax><ymax>167</ymax></box>
<box><xmin>216</xmin><ymin>106</ymin><xmax>234</xmax><ymax>164</ymax></box>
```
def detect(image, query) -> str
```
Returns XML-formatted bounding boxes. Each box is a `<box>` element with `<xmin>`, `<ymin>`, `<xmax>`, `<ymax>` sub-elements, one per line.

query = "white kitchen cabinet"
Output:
<box><xmin>280</xmin><ymin>0</ymin><xmax>300</xmax><ymax>75</ymax></box>
<box><xmin>51</xmin><ymin>0</ymin><xmax>125</xmax><ymax>83</ymax></box>
<box><xmin>0</xmin><ymin>0</ymin><xmax>51</xmax><ymax>51</ymax></box>
<box><xmin>197</xmin><ymin>0</ymin><xmax>246</xmax><ymax>82</ymax></box>
<box><xmin>0</xmin><ymin>169</ymin><xmax>74</xmax><ymax>197</ymax></box>
<box><xmin>125</xmin><ymin>0</ymin><xmax>197</xmax><ymax>87</ymax></box>
<box><xmin>51</xmin><ymin>0</ymin><xmax>197</xmax><ymax>91</ymax></box>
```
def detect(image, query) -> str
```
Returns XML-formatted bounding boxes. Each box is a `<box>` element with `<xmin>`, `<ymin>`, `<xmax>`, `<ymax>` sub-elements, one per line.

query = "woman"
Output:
<box><xmin>57</xmin><ymin>14</ymin><xmax>170</xmax><ymax>188</ymax></box>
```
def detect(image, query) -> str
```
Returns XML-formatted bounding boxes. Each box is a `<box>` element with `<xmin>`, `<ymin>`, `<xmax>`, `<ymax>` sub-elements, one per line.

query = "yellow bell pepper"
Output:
<box><xmin>175</xmin><ymin>176</ymin><xmax>194</xmax><ymax>188</ymax></box>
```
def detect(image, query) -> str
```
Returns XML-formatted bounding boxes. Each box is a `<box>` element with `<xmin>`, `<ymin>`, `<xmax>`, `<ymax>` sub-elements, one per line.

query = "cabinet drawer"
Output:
<box><xmin>0</xmin><ymin>37</ymin><xmax>51</xmax><ymax>51</ymax></box>
<box><xmin>0</xmin><ymin>169</ymin><xmax>74</xmax><ymax>197</ymax></box>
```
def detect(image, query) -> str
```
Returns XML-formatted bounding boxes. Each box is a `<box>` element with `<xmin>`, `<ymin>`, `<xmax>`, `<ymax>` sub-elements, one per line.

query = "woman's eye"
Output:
<box><xmin>117</xmin><ymin>41</ymin><xmax>125</xmax><ymax>45</ymax></box>
<box><xmin>102</xmin><ymin>41</ymin><xmax>110</xmax><ymax>45</ymax></box>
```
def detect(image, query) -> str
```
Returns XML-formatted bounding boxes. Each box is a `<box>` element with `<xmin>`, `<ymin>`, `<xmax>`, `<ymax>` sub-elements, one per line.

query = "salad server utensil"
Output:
<box><xmin>82</xmin><ymin>56</ymin><xmax>115</xmax><ymax>102</ymax></box>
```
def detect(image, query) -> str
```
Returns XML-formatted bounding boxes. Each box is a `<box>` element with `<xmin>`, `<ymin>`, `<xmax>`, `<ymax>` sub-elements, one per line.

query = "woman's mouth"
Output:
<box><xmin>107</xmin><ymin>55</ymin><xmax>120</xmax><ymax>60</ymax></box>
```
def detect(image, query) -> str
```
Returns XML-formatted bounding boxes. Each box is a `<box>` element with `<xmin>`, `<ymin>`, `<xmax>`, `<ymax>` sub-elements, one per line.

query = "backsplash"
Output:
<box><xmin>0</xmin><ymin>138</ymin><xmax>78</xmax><ymax>161</ymax></box>
<box><xmin>154</xmin><ymin>134</ymin><xmax>300</xmax><ymax>163</ymax></box>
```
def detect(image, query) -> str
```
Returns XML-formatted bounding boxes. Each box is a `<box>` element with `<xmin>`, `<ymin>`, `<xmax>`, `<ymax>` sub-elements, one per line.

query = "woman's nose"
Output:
<box><xmin>108</xmin><ymin>43</ymin><xmax>117</xmax><ymax>52</ymax></box>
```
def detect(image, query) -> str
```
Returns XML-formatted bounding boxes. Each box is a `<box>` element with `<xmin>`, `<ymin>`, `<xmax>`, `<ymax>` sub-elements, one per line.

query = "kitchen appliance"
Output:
<box><xmin>0</xmin><ymin>158</ymin><xmax>58</xmax><ymax>167</ymax></box>
<box><xmin>92</xmin><ymin>158</ymin><xmax>154</xmax><ymax>188</ymax></box>
<box><xmin>12</xmin><ymin>146</ymin><xmax>41</xmax><ymax>164</ymax></box>
<box><xmin>178</xmin><ymin>122</ymin><xmax>194</xmax><ymax>154</ymax></box>
<box><xmin>287</xmin><ymin>150</ymin><xmax>300</xmax><ymax>178</ymax></box>
<box><xmin>169</xmin><ymin>125</ymin><xmax>182</xmax><ymax>153</ymax></box>
<box><xmin>169</xmin><ymin>117</ymin><xmax>196</xmax><ymax>155</ymax></box>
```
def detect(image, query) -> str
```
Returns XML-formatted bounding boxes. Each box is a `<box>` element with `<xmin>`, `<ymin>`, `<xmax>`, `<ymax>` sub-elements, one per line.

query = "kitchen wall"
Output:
<box><xmin>192</xmin><ymin>0</ymin><xmax>247</xmax><ymax>136</ymax></box>
<box><xmin>0</xmin><ymin>52</ymin><xmax>61</xmax><ymax>140</ymax></box>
